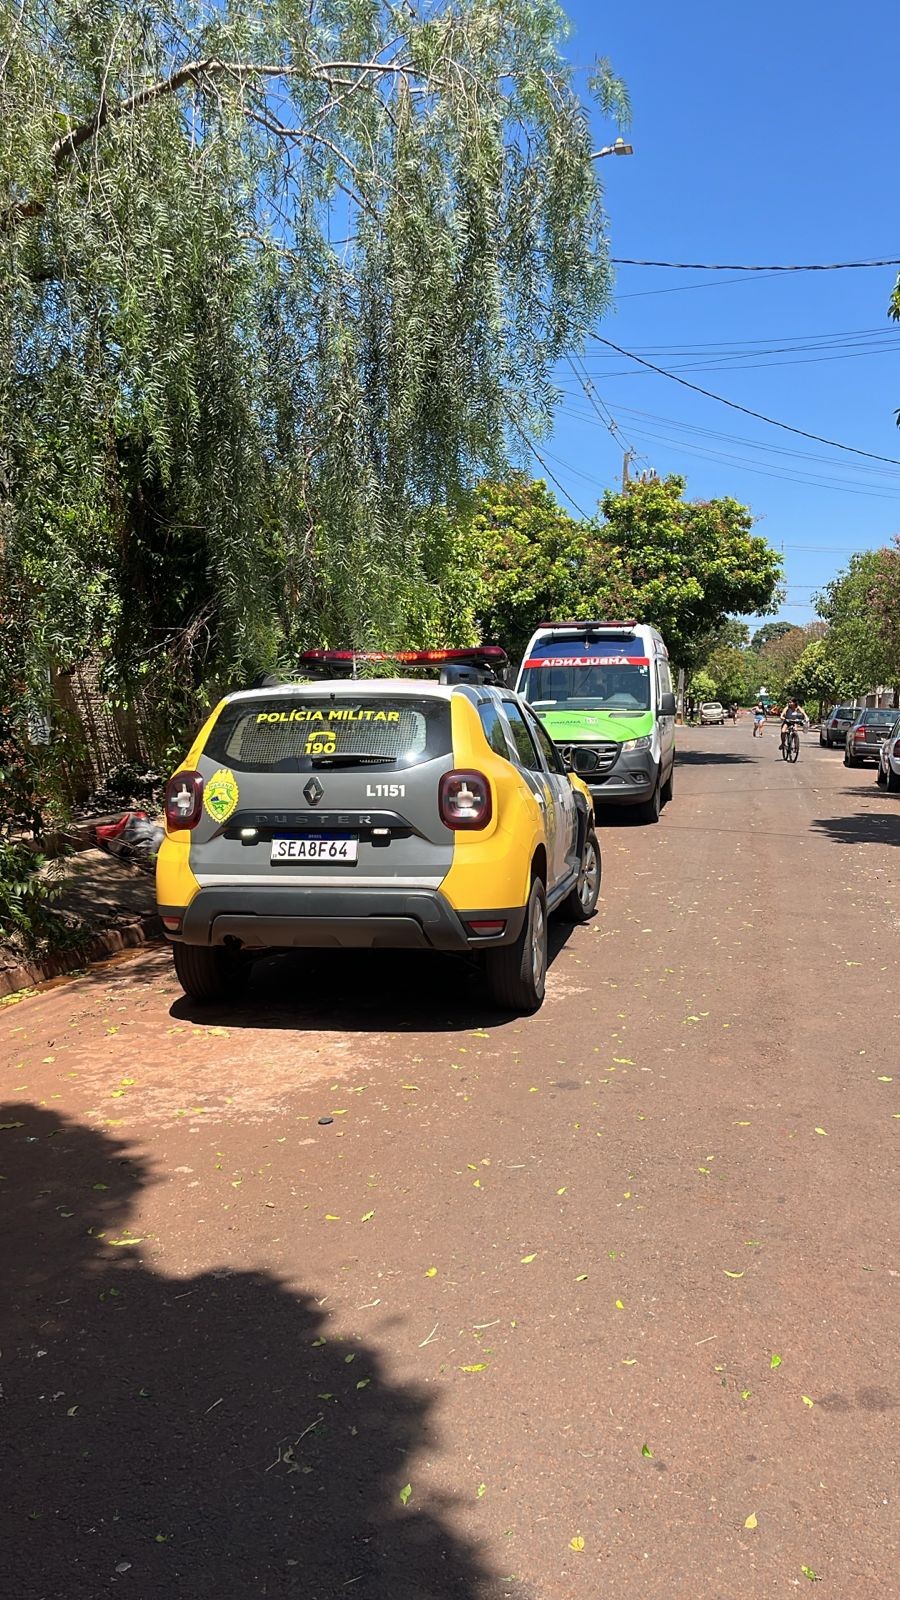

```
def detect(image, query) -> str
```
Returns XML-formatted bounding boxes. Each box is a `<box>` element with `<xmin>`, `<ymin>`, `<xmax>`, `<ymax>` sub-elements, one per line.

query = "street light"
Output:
<box><xmin>592</xmin><ymin>138</ymin><xmax>634</xmax><ymax>160</ymax></box>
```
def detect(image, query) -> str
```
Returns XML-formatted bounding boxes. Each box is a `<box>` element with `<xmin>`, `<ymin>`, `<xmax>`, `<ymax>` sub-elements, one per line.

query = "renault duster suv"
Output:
<box><xmin>156</xmin><ymin>651</ymin><xmax>601</xmax><ymax>1014</ymax></box>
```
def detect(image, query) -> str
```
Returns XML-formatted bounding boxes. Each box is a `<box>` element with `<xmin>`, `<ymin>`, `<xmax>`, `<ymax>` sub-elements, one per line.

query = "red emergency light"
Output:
<box><xmin>297</xmin><ymin>647</ymin><xmax>508</xmax><ymax>668</ymax></box>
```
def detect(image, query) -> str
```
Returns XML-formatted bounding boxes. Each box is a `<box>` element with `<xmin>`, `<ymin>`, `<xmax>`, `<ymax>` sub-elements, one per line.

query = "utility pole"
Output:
<box><xmin>622</xmin><ymin>449</ymin><xmax>634</xmax><ymax>492</ymax></box>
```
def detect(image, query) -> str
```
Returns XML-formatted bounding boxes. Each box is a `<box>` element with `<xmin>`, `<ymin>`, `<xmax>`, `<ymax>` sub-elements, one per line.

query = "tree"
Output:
<box><xmin>750</xmin><ymin>621</ymin><xmax>796</xmax><ymax>654</ymax></box>
<box><xmin>705</xmin><ymin>647</ymin><xmax>752</xmax><ymax>707</ymax></box>
<box><xmin>870</xmin><ymin>536</ymin><xmax>900</xmax><ymax>684</ymax></box>
<box><xmin>464</xmin><ymin>477</ymin><xmax>630</xmax><ymax>663</ymax></box>
<box><xmin>784</xmin><ymin>638</ymin><xmax>846</xmax><ymax>715</ymax></box>
<box><xmin>1</xmin><ymin>0</ymin><xmax>627</xmax><ymax>745</ymax></box>
<box><xmin>465</xmin><ymin>472</ymin><xmax>782</xmax><ymax>668</ymax></box>
<box><xmin>688</xmin><ymin>669</ymin><xmax>716</xmax><ymax>708</ymax></box>
<box><xmin>815</xmin><ymin>552</ymin><xmax>895</xmax><ymax>696</ymax></box>
<box><xmin>592</xmin><ymin>476</ymin><xmax>782</xmax><ymax>667</ymax></box>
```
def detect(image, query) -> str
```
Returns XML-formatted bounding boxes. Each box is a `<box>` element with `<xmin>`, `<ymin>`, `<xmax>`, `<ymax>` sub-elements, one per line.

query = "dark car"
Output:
<box><xmin>819</xmin><ymin>704</ymin><xmax>855</xmax><ymax>748</ymax></box>
<box><xmin>844</xmin><ymin>707</ymin><xmax>898</xmax><ymax>767</ymax></box>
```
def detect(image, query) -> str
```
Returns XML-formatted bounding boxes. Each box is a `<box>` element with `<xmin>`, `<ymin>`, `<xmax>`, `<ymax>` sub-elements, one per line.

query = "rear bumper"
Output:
<box><xmin>159</xmin><ymin>886</ymin><xmax>525</xmax><ymax>953</ymax></box>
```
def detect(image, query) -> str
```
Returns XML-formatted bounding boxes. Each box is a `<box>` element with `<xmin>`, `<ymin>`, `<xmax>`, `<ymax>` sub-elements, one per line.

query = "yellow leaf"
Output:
<box><xmin>569</xmin><ymin>1536</ymin><xmax>585</xmax><ymax>1553</ymax></box>
<box><xmin>744</xmin><ymin>1513</ymin><xmax>758</xmax><ymax>1530</ymax></box>
<box><xmin>814</xmin><ymin>1127</ymin><xmax>827</xmax><ymax>1136</ymax></box>
<box><xmin>425</xmin><ymin>1267</ymin><xmax>437</xmax><ymax>1277</ymax></box>
<box><xmin>877</xmin><ymin>1076</ymin><xmax>892</xmax><ymax>1082</ymax></box>
<box><xmin>324</xmin><ymin>1214</ymin><xmax>340</xmax><ymax>1221</ymax></box>
<box><xmin>802</xmin><ymin>1395</ymin><xmax>814</xmax><ymax>1408</ymax></box>
<box><xmin>622</xmin><ymin>1358</ymin><xmax>637</xmax><ymax>1365</ymax></box>
<box><xmin>360</xmin><ymin>1211</ymin><xmax>375</xmax><ymax>1222</ymax></box>
<box><xmin>107</xmin><ymin>1236</ymin><xmax>142</xmax><ymax>1247</ymax></box>
<box><xmin>520</xmin><ymin>1253</ymin><xmax>537</xmax><ymax>1264</ymax></box>
<box><xmin>460</xmin><ymin>1363</ymin><xmax>488</xmax><ymax>1373</ymax></box>
<box><xmin>575</xmin><ymin>1273</ymin><xmax>588</xmax><ymax>1282</ymax></box>
<box><xmin>723</xmin><ymin>1270</ymin><xmax>744</xmax><ymax>1279</ymax></box>
<box><xmin>557</xmin><ymin>1187</ymin><xmax>567</xmax><ymax>1195</ymax></box>
<box><xmin>615</xmin><ymin>1299</ymin><xmax>624</xmax><ymax>1310</ymax></box>
<box><xmin>401</xmin><ymin>1084</ymin><xmax>419</xmax><ymax>1091</ymax></box>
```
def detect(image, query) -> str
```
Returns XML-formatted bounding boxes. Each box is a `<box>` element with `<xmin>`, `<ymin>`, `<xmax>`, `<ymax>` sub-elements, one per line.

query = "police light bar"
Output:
<box><xmin>298</xmin><ymin>647</ymin><xmax>508</xmax><ymax>668</ymax></box>
<box><xmin>538</xmin><ymin>620</ymin><xmax>638</xmax><ymax>632</ymax></box>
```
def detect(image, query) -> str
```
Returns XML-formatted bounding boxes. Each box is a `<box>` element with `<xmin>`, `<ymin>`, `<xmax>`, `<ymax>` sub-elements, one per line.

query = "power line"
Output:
<box><xmin>588</xmin><ymin>334</ymin><xmax>900</xmax><ymax>467</ymax></box>
<box><xmin>611</xmin><ymin>255</ymin><xmax>900</xmax><ymax>272</ymax></box>
<box><xmin>506</xmin><ymin>413</ymin><xmax>593</xmax><ymax>518</ymax></box>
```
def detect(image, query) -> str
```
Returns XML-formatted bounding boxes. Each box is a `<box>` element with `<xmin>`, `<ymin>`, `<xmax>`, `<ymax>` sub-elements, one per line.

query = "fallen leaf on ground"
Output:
<box><xmin>576</xmin><ymin>1273</ymin><xmax>588</xmax><ymax>1282</ymax></box>
<box><xmin>744</xmin><ymin>1513</ymin><xmax>757</xmax><ymax>1529</ymax></box>
<box><xmin>770</xmin><ymin>1353</ymin><xmax>782</xmax><ymax>1369</ymax></box>
<box><xmin>615</xmin><ymin>1299</ymin><xmax>624</xmax><ymax>1310</ymax></box>
<box><xmin>476</xmin><ymin>1483</ymin><xmax>486</xmax><ymax>1498</ymax></box>
<box><xmin>460</xmin><ymin>1363</ymin><xmax>488</xmax><ymax>1373</ymax></box>
<box><xmin>425</xmin><ymin>1267</ymin><xmax>437</xmax><ymax>1277</ymax></box>
<box><xmin>723</xmin><ymin>1270</ymin><xmax>744</xmax><ymax>1279</ymax></box>
<box><xmin>520</xmin><ymin>1253</ymin><xmax>536</xmax><ymax>1264</ymax></box>
<box><xmin>399</xmin><ymin>1483</ymin><xmax>412</xmax><ymax>1506</ymax></box>
<box><xmin>802</xmin><ymin>1395</ymin><xmax>814</xmax><ymax>1408</ymax></box>
<box><xmin>641</xmin><ymin>1444</ymin><xmax>653</xmax><ymax>1458</ymax></box>
<box><xmin>569</xmin><ymin>1536</ymin><xmax>585</xmax><ymax>1552</ymax></box>
<box><xmin>814</xmin><ymin>1127</ymin><xmax>828</xmax><ymax>1136</ymax></box>
<box><xmin>360</xmin><ymin>1211</ymin><xmax>375</xmax><ymax>1223</ymax></box>
<box><xmin>801</xmin><ymin>1567</ymin><xmax>819</xmax><ymax>1582</ymax></box>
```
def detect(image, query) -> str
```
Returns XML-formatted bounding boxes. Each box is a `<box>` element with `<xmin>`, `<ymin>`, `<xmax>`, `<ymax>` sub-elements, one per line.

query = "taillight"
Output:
<box><xmin>893</xmin><ymin>740</ymin><xmax>900</xmax><ymax>758</ymax></box>
<box><xmin>165</xmin><ymin>770</ymin><xmax>204</xmax><ymax>829</ymax></box>
<box><xmin>854</xmin><ymin>727</ymin><xmax>866</xmax><ymax>741</ymax></box>
<box><xmin>439</xmin><ymin>770</ymin><xmax>492</xmax><ymax>830</ymax></box>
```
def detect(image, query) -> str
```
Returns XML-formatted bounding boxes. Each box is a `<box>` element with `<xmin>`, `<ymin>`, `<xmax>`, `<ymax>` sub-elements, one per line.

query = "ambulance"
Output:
<box><xmin>515</xmin><ymin>621</ymin><xmax>676</xmax><ymax>822</ymax></box>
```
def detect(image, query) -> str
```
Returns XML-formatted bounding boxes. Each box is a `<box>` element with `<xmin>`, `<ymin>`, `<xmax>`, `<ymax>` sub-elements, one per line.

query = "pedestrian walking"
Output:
<box><xmin>752</xmin><ymin>700</ymin><xmax>766</xmax><ymax>737</ymax></box>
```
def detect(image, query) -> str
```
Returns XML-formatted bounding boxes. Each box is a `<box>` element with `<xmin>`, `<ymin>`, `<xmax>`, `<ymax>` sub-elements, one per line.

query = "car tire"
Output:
<box><xmin>660</xmin><ymin>761</ymin><xmax>674</xmax><ymax>805</ymax></box>
<box><xmin>485</xmin><ymin>876</ymin><xmax>547</xmax><ymax>1014</ymax></box>
<box><xmin>559</xmin><ymin>829</ymin><xmax>601</xmax><ymax>923</ymax></box>
<box><xmin>634</xmin><ymin>779</ymin><xmax>662</xmax><ymax>825</ymax></box>
<box><xmin>844</xmin><ymin>750</ymin><xmax>857</xmax><ymax>767</ymax></box>
<box><xmin>876</xmin><ymin>763</ymin><xmax>887</xmax><ymax>787</ymax></box>
<box><xmin>172</xmin><ymin>941</ymin><xmax>248</xmax><ymax>1003</ymax></box>
<box><xmin>887</xmin><ymin>766</ymin><xmax>900</xmax><ymax>793</ymax></box>
<box><xmin>819</xmin><ymin>732</ymin><xmax>826</xmax><ymax>746</ymax></box>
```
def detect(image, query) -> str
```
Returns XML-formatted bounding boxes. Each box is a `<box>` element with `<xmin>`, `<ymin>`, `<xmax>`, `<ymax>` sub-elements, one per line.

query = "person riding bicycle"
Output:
<box><xmin>780</xmin><ymin>698</ymin><xmax>809</xmax><ymax>753</ymax></box>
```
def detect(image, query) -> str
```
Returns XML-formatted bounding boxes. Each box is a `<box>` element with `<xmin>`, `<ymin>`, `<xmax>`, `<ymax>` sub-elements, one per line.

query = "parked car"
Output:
<box><xmin>876</xmin><ymin>714</ymin><xmax>900</xmax><ymax>792</ymax></box>
<box><xmin>156</xmin><ymin>648</ymin><xmax>602</xmax><ymax>1015</ymax></box>
<box><xmin>819</xmin><ymin>704</ymin><xmax>856</xmax><ymax>747</ymax></box>
<box><xmin>844</xmin><ymin>707</ymin><xmax>899</xmax><ymax>767</ymax></box>
<box><xmin>699</xmin><ymin>702</ymin><xmax>726</xmax><ymax>725</ymax></box>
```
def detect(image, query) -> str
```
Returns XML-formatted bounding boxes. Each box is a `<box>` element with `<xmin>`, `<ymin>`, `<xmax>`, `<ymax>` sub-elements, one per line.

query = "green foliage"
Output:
<box><xmin>784</xmin><ymin>639</ymin><xmax>846</xmax><ymax>712</ymax></box>
<box><xmin>814</xmin><ymin>552</ymin><xmax>895</xmax><ymax>695</ymax></box>
<box><xmin>750</xmin><ymin>621</ymin><xmax>796</xmax><ymax>654</ymax></box>
<box><xmin>704</xmin><ymin>647</ymin><xmax>752</xmax><ymax>707</ymax></box>
<box><xmin>1</xmin><ymin>0</ymin><xmax>621</xmax><ymax>756</ymax></box>
<box><xmin>462</xmin><ymin>477</ymin><xmax>628</xmax><ymax>662</ymax></box>
<box><xmin>869</xmin><ymin>537</ymin><xmax>900</xmax><ymax>681</ymax></box>
<box><xmin>688</xmin><ymin>669</ymin><xmax>716</xmax><ymax>705</ymax></box>
<box><xmin>463</xmin><ymin>472</ymin><xmax>781</xmax><ymax>669</ymax></box>
<box><xmin>592</xmin><ymin>476</ymin><xmax>782</xmax><ymax>668</ymax></box>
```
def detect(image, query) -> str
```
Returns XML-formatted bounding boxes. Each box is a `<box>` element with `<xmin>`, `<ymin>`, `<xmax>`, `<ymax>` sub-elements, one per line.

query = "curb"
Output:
<box><xmin>0</xmin><ymin>913</ymin><xmax>164</xmax><ymax>1002</ymax></box>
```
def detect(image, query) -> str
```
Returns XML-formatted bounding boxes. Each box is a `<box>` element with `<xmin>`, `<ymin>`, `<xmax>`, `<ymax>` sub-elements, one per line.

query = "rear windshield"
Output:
<box><xmin>205</xmin><ymin>696</ymin><xmax>451</xmax><ymax>772</ymax></box>
<box><xmin>862</xmin><ymin>709</ymin><xmax>895</xmax><ymax>724</ymax></box>
<box><xmin>833</xmin><ymin>707</ymin><xmax>853</xmax><ymax>718</ymax></box>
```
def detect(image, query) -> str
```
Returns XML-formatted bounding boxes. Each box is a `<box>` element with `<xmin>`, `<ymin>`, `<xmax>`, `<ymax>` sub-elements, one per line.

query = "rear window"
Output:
<box><xmin>862</xmin><ymin>709</ymin><xmax>895</xmax><ymax>724</ymax></box>
<box><xmin>833</xmin><ymin>707</ymin><xmax>853</xmax><ymax>718</ymax></box>
<box><xmin>205</xmin><ymin>696</ymin><xmax>451</xmax><ymax>772</ymax></box>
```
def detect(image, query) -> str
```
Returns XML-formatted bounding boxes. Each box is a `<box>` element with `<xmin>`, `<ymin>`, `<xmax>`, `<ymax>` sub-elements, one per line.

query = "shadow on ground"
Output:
<box><xmin>0</xmin><ymin>1106</ymin><xmax>520</xmax><ymax>1600</ymax></box>
<box><xmin>670</xmin><ymin>750</ymin><xmax>755</xmax><ymax>767</ymax></box>
<box><xmin>169</xmin><ymin>922</ymin><xmax>577</xmax><ymax>1033</ymax></box>
<box><xmin>811</xmin><ymin>812</ymin><xmax>900</xmax><ymax>848</ymax></box>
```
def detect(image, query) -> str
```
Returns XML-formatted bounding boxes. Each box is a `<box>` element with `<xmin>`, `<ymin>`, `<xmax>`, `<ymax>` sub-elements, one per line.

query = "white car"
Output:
<box><xmin>876</xmin><ymin>714</ymin><xmax>900</xmax><ymax>792</ymax></box>
<box><xmin>699</xmin><ymin>701</ymin><xmax>726</xmax><ymax>725</ymax></box>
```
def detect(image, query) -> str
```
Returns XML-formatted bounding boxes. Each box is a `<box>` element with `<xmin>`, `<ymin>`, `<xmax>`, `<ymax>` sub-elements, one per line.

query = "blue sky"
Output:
<box><xmin>542</xmin><ymin>0</ymin><xmax>900</xmax><ymax>628</ymax></box>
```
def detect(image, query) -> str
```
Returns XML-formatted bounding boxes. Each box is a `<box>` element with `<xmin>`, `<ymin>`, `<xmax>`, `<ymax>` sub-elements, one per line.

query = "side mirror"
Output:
<box><xmin>570</xmin><ymin>747</ymin><xmax>601</xmax><ymax>775</ymax></box>
<box><xmin>660</xmin><ymin>692</ymin><xmax>677</xmax><ymax>718</ymax></box>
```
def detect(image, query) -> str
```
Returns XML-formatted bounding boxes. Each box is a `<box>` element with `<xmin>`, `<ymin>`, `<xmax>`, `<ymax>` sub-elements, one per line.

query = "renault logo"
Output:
<box><xmin>303</xmin><ymin>777</ymin><xmax>324</xmax><ymax>806</ymax></box>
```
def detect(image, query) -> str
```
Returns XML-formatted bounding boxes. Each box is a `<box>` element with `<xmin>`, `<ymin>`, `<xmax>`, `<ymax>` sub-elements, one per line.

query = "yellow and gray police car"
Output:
<box><xmin>156</xmin><ymin>649</ymin><xmax>601</xmax><ymax>1014</ymax></box>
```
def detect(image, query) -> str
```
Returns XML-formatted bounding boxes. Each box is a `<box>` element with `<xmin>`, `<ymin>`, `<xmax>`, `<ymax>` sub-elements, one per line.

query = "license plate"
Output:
<box><xmin>270</xmin><ymin>836</ymin><xmax>358</xmax><ymax>863</ymax></box>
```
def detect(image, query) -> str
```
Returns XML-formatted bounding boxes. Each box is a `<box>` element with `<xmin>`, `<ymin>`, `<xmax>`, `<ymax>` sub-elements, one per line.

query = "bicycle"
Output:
<box><xmin>780</xmin><ymin>725</ymin><xmax>800</xmax><ymax>762</ymax></box>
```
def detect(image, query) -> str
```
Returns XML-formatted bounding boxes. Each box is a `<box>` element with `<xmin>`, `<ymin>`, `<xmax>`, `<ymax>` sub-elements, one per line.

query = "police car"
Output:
<box><xmin>156</xmin><ymin>650</ymin><xmax>602</xmax><ymax>1014</ymax></box>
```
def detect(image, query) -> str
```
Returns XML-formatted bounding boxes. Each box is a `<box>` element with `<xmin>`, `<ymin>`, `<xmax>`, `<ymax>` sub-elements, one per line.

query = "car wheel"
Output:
<box><xmin>485</xmin><ymin>877</ymin><xmax>547</xmax><ymax>1014</ymax></box>
<box><xmin>887</xmin><ymin>766</ymin><xmax>900</xmax><ymax>793</ymax></box>
<box><xmin>172</xmin><ymin>942</ymin><xmax>248</xmax><ymax>1003</ymax></box>
<box><xmin>559</xmin><ymin>829</ymin><xmax>601</xmax><ymax>923</ymax></box>
<box><xmin>660</xmin><ymin>761</ymin><xmax>674</xmax><ymax>805</ymax></box>
<box><xmin>876</xmin><ymin>763</ymin><xmax>887</xmax><ymax>786</ymax></box>
<box><xmin>844</xmin><ymin>751</ymin><xmax>857</xmax><ymax>767</ymax></box>
<box><xmin>819</xmin><ymin>732</ymin><xmax>826</xmax><ymax>746</ymax></box>
<box><xmin>633</xmin><ymin>780</ymin><xmax>662</xmax><ymax>825</ymax></box>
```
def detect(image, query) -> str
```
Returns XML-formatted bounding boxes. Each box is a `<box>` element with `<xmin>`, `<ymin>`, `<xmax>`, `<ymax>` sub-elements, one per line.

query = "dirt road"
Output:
<box><xmin>2</xmin><ymin>724</ymin><xmax>898</xmax><ymax>1599</ymax></box>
